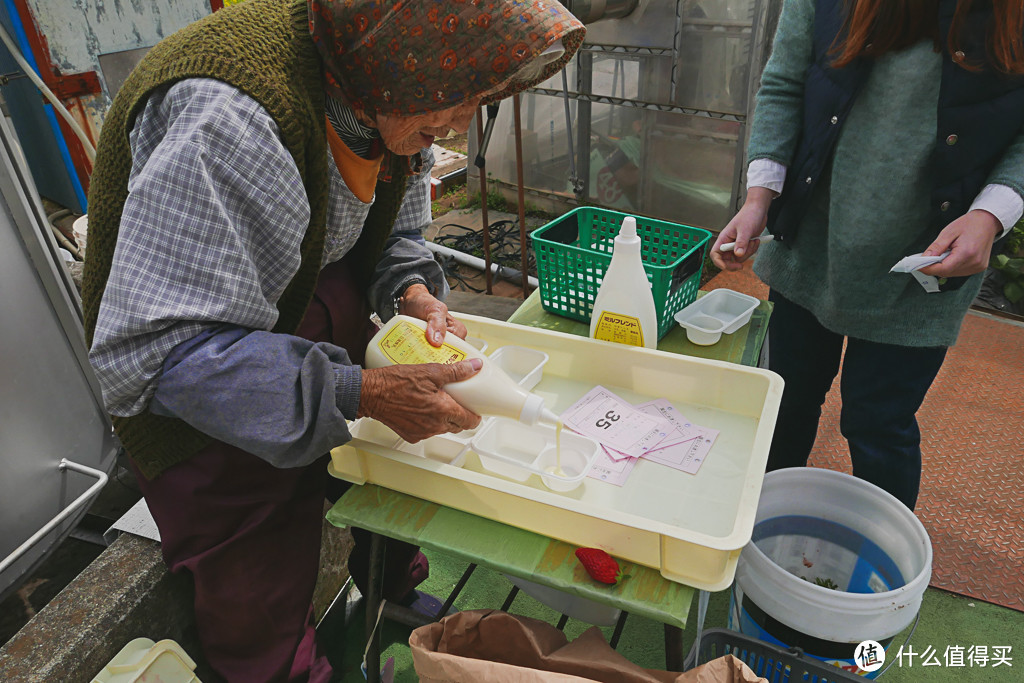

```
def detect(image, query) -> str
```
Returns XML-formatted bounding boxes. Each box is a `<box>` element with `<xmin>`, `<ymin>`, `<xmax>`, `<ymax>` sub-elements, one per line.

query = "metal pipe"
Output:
<box><xmin>0</xmin><ymin>19</ymin><xmax>96</xmax><ymax>162</ymax></box>
<box><xmin>512</xmin><ymin>94</ymin><xmax>531</xmax><ymax>296</ymax></box>
<box><xmin>474</xmin><ymin>107</ymin><xmax>494</xmax><ymax>294</ymax></box>
<box><xmin>670</xmin><ymin>0</ymin><xmax>684</xmax><ymax>103</ymax></box>
<box><xmin>363</xmin><ymin>533</ymin><xmax>384</xmax><ymax>683</ymax></box>
<box><xmin>0</xmin><ymin>459</ymin><xmax>108</xmax><ymax>576</ymax></box>
<box><xmin>564</xmin><ymin>0</ymin><xmax>638</xmax><ymax>24</ymax></box>
<box><xmin>561</xmin><ymin>69</ymin><xmax>582</xmax><ymax>199</ymax></box>
<box><xmin>575</xmin><ymin>50</ymin><xmax>593</xmax><ymax>201</ymax></box>
<box><xmin>424</xmin><ymin>240</ymin><xmax>538</xmax><ymax>289</ymax></box>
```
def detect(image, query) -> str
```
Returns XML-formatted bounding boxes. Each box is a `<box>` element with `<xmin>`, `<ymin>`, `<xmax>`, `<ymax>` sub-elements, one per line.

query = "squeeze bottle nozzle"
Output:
<box><xmin>619</xmin><ymin>215</ymin><xmax>638</xmax><ymax>239</ymax></box>
<box><xmin>519</xmin><ymin>394</ymin><xmax>562</xmax><ymax>426</ymax></box>
<box><xmin>541</xmin><ymin>407</ymin><xmax>561</xmax><ymax>425</ymax></box>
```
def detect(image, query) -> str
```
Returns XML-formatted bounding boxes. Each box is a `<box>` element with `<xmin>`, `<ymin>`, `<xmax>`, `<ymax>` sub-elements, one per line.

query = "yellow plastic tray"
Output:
<box><xmin>330</xmin><ymin>313</ymin><xmax>783</xmax><ymax>591</ymax></box>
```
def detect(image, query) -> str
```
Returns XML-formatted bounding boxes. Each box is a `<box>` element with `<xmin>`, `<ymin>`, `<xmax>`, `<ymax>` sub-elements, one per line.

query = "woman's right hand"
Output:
<box><xmin>357</xmin><ymin>360</ymin><xmax>483</xmax><ymax>442</ymax></box>
<box><xmin>711</xmin><ymin>187</ymin><xmax>775</xmax><ymax>271</ymax></box>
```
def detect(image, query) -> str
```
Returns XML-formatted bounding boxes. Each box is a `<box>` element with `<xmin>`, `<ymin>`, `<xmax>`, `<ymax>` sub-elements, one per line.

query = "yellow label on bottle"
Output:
<box><xmin>378</xmin><ymin>320</ymin><xmax>468</xmax><ymax>365</ymax></box>
<box><xmin>592</xmin><ymin>311</ymin><xmax>646</xmax><ymax>347</ymax></box>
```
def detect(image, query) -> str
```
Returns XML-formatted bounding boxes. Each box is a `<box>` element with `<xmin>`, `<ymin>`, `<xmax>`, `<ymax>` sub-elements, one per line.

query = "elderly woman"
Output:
<box><xmin>81</xmin><ymin>0</ymin><xmax>584</xmax><ymax>680</ymax></box>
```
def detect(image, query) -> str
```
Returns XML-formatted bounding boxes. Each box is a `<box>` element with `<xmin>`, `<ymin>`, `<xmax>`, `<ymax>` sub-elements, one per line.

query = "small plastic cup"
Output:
<box><xmin>536</xmin><ymin>444</ymin><xmax>590</xmax><ymax>492</ymax></box>
<box><xmin>680</xmin><ymin>313</ymin><xmax>725</xmax><ymax>345</ymax></box>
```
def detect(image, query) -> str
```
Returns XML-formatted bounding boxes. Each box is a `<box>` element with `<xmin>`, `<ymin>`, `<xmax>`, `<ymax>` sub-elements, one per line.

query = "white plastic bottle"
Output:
<box><xmin>588</xmin><ymin>216</ymin><xmax>658</xmax><ymax>348</ymax></box>
<box><xmin>364</xmin><ymin>315</ymin><xmax>560</xmax><ymax>425</ymax></box>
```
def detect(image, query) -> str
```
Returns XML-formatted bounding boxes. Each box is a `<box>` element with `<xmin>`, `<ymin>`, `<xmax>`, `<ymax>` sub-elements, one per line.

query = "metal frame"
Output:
<box><xmin>482</xmin><ymin>0</ymin><xmax>777</xmax><ymax>224</ymax></box>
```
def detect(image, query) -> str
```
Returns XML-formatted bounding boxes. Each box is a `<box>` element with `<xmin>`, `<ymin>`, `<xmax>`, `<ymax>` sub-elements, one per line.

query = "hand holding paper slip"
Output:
<box><xmin>890</xmin><ymin>250</ymin><xmax>952</xmax><ymax>293</ymax></box>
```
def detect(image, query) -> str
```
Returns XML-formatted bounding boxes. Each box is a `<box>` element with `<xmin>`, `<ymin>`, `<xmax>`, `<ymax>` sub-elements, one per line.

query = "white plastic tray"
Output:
<box><xmin>674</xmin><ymin>289</ymin><xmax>760</xmax><ymax>345</ymax></box>
<box><xmin>330</xmin><ymin>313</ymin><xmax>783</xmax><ymax>591</ymax></box>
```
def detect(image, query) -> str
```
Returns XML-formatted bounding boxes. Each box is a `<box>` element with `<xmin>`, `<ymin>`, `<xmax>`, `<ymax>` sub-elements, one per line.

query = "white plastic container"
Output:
<box><xmin>365</xmin><ymin>315</ymin><xmax>559</xmax><ymax>425</ymax></box>
<box><xmin>588</xmin><ymin>216</ymin><xmax>658</xmax><ymax>349</ymax></box>
<box><xmin>396</xmin><ymin>433</ymin><xmax>470</xmax><ymax>466</ymax></box>
<box><xmin>674</xmin><ymin>289</ymin><xmax>759</xmax><ymax>345</ymax></box>
<box><xmin>72</xmin><ymin>214</ymin><xmax>88</xmax><ymax>258</ymax></box>
<box><xmin>464</xmin><ymin>336</ymin><xmax>488</xmax><ymax>353</ymax></box>
<box><xmin>471</xmin><ymin>418</ymin><xmax>600</xmax><ymax>492</ymax></box>
<box><xmin>730</xmin><ymin>468</ymin><xmax>932</xmax><ymax>677</ymax></box>
<box><xmin>93</xmin><ymin>637</ymin><xmax>200</xmax><ymax>683</ymax></box>
<box><xmin>487</xmin><ymin>345</ymin><xmax>549</xmax><ymax>391</ymax></box>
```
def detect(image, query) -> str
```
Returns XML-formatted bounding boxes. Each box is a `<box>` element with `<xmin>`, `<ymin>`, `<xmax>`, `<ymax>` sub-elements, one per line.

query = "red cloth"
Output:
<box><xmin>133</xmin><ymin>259</ymin><xmax>426</xmax><ymax>682</ymax></box>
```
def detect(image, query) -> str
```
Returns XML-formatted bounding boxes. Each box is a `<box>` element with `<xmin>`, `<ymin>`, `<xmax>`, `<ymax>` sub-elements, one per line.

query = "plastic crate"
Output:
<box><xmin>685</xmin><ymin>629</ymin><xmax>865</xmax><ymax>682</ymax></box>
<box><xmin>530</xmin><ymin>207</ymin><xmax>711</xmax><ymax>339</ymax></box>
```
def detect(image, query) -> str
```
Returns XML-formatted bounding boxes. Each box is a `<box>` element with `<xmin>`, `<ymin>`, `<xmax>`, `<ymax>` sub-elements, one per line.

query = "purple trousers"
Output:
<box><xmin>132</xmin><ymin>259</ymin><xmax>427</xmax><ymax>682</ymax></box>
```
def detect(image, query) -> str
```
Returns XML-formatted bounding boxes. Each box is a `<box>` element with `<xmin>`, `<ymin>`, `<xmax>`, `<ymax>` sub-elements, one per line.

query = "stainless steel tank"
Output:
<box><xmin>0</xmin><ymin>114</ymin><xmax>118</xmax><ymax>601</ymax></box>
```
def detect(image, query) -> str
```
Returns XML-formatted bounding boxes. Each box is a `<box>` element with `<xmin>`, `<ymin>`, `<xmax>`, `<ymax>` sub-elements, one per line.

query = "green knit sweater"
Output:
<box><xmin>82</xmin><ymin>0</ymin><xmax>407</xmax><ymax>479</ymax></box>
<box><xmin>749</xmin><ymin>0</ymin><xmax>1024</xmax><ymax>347</ymax></box>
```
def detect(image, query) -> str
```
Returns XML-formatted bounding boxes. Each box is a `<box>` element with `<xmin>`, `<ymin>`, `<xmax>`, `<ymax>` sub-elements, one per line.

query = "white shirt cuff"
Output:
<box><xmin>747</xmin><ymin>158</ymin><xmax>787</xmax><ymax>195</ymax></box>
<box><xmin>970</xmin><ymin>184</ymin><xmax>1022</xmax><ymax>238</ymax></box>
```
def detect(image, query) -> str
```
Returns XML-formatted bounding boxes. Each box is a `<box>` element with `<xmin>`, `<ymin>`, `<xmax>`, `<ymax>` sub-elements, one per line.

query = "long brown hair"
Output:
<box><xmin>830</xmin><ymin>0</ymin><xmax>1024</xmax><ymax>75</ymax></box>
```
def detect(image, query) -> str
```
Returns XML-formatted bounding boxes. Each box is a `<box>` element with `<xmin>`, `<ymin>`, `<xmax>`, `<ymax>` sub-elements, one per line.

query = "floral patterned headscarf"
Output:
<box><xmin>308</xmin><ymin>0</ymin><xmax>586</xmax><ymax>116</ymax></box>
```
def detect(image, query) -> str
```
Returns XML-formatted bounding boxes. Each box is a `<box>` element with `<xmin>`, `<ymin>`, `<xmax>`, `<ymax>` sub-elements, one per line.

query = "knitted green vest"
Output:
<box><xmin>82</xmin><ymin>0</ymin><xmax>408</xmax><ymax>479</ymax></box>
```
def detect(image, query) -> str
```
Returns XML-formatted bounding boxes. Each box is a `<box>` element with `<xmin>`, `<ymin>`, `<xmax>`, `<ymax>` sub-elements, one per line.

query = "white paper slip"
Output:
<box><xmin>561</xmin><ymin>386</ymin><xmax>674</xmax><ymax>459</ymax></box>
<box><xmin>635</xmin><ymin>399</ymin><xmax>702</xmax><ymax>447</ymax></box>
<box><xmin>890</xmin><ymin>250</ymin><xmax>951</xmax><ymax>293</ymax></box>
<box><xmin>889</xmin><ymin>250</ymin><xmax>951</xmax><ymax>273</ymax></box>
<box><xmin>642</xmin><ymin>425</ymin><xmax>718</xmax><ymax>475</ymax></box>
<box><xmin>601</xmin><ymin>444</ymin><xmax>636</xmax><ymax>462</ymax></box>
<box><xmin>587</xmin><ymin>448</ymin><xmax>639</xmax><ymax>487</ymax></box>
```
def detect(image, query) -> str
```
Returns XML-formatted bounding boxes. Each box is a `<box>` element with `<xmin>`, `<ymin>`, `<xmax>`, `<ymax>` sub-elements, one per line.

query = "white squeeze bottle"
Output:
<box><xmin>364</xmin><ymin>315</ymin><xmax>560</xmax><ymax>426</ymax></box>
<box><xmin>589</xmin><ymin>216</ymin><xmax>658</xmax><ymax>348</ymax></box>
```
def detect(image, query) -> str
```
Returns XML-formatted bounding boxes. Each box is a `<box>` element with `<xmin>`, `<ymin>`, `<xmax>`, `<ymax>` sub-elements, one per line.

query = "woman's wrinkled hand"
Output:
<box><xmin>358</xmin><ymin>360</ymin><xmax>483</xmax><ymax>442</ymax></box>
<box><xmin>398</xmin><ymin>283</ymin><xmax>468</xmax><ymax>346</ymax></box>
<box><xmin>918</xmin><ymin>210</ymin><xmax>1002</xmax><ymax>279</ymax></box>
<box><xmin>710</xmin><ymin>187</ymin><xmax>775</xmax><ymax>271</ymax></box>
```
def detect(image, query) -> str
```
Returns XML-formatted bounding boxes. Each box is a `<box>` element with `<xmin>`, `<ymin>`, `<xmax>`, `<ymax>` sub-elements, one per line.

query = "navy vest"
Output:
<box><xmin>766</xmin><ymin>0</ymin><xmax>1024</xmax><ymax>248</ymax></box>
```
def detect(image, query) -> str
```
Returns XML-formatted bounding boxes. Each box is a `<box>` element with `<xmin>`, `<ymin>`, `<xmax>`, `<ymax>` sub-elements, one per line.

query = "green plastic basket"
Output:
<box><xmin>530</xmin><ymin>208</ymin><xmax>712</xmax><ymax>339</ymax></box>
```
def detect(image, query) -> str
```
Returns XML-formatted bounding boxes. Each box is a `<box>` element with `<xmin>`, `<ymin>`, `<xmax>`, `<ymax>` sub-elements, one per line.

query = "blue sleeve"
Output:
<box><xmin>368</xmin><ymin>236</ymin><xmax>450</xmax><ymax>321</ymax></box>
<box><xmin>150</xmin><ymin>325</ymin><xmax>361</xmax><ymax>468</ymax></box>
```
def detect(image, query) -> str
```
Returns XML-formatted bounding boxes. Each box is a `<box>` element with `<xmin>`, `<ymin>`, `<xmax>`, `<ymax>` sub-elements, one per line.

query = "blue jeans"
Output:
<box><xmin>765</xmin><ymin>291</ymin><xmax>947</xmax><ymax>510</ymax></box>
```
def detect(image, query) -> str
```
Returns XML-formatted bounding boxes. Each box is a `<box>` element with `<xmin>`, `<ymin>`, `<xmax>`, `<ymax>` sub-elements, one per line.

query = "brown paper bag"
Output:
<box><xmin>409</xmin><ymin>609</ymin><xmax>767</xmax><ymax>683</ymax></box>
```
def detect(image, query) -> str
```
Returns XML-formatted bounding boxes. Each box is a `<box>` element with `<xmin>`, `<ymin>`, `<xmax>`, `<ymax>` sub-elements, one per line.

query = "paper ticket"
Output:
<box><xmin>561</xmin><ymin>386</ymin><xmax>674</xmax><ymax>459</ymax></box>
<box><xmin>587</xmin><ymin>447</ymin><xmax>640</xmax><ymax>486</ymax></box>
<box><xmin>642</xmin><ymin>426</ymin><xmax>718</xmax><ymax>475</ymax></box>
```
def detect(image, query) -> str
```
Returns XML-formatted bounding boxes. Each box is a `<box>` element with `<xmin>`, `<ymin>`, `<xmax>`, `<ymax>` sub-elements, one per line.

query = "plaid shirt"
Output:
<box><xmin>88</xmin><ymin>78</ymin><xmax>444</xmax><ymax>467</ymax></box>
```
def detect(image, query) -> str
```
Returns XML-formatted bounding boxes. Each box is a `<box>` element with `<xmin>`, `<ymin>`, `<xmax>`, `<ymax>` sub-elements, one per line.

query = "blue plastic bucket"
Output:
<box><xmin>729</xmin><ymin>468</ymin><xmax>932</xmax><ymax>678</ymax></box>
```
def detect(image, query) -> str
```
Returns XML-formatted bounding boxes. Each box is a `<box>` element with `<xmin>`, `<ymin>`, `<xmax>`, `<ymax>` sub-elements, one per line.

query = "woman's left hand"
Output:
<box><xmin>919</xmin><ymin>210</ymin><xmax>1002</xmax><ymax>278</ymax></box>
<box><xmin>398</xmin><ymin>283</ymin><xmax>467</xmax><ymax>346</ymax></box>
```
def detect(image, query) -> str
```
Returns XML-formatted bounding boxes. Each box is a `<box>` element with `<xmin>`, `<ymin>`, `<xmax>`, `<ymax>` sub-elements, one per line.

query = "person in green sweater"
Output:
<box><xmin>711</xmin><ymin>0</ymin><xmax>1024</xmax><ymax>510</ymax></box>
<box><xmin>81</xmin><ymin>1</ymin><xmax>584</xmax><ymax>680</ymax></box>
